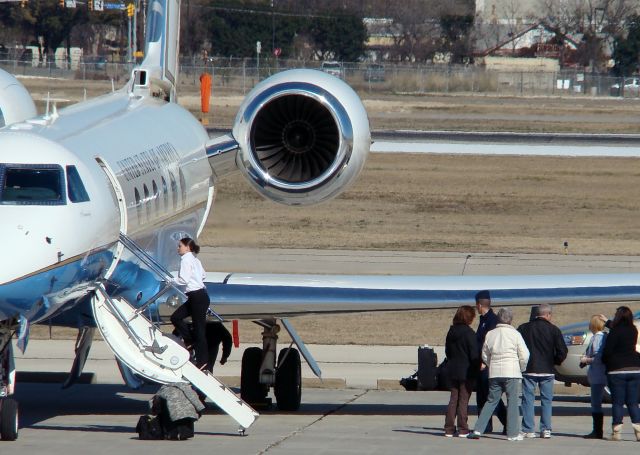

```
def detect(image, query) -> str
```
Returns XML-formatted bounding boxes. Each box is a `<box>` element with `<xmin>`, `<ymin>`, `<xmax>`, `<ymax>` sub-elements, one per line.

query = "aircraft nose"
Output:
<box><xmin>0</xmin><ymin>211</ymin><xmax>61</xmax><ymax>284</ymax></box>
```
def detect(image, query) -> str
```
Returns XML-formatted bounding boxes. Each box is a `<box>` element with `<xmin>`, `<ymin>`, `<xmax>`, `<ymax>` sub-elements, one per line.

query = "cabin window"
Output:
<box><xmin>143</xmin><ymin>183</ymin><xmax>151</xmax><ymax>220</ymax></box>
<box><xmin>161</xmin><ymin>176</ymin><xmax>168</xmax><ymax>208</ymax></box>
<box><xmin>169</xmin><ymin>172</ymin><xmax>178</xmax><ymax>211</ymax></box>
<box><xmin>134</xmin><ymin>187</ymin><xmax>142</xmax><ymax>221</ymax></box>
<box><xmin>66</xmin><ymin>165</ymin><xmax>90</xmax><ymax>203</ymax></box>
<box><xmin>152</xmin><ymin>180</ymin><xmax>159</xmax><ymax>212</ymax></box>
<box><xmin>179</xmin><ymin>168</ymin><xmax>187</xmax><ymax>208</ymax></box>
<box><xmin>0</xmin><ymin>164</ymin><xmax>65</xmax><ymax>205</ymax></box>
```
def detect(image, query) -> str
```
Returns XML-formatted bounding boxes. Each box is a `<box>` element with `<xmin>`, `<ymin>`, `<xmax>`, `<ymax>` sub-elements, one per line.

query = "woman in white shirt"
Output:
<box><xmin>170</xmin><ymin>237</ymin><xmax>209</xmax><ymax>369</ymax></box>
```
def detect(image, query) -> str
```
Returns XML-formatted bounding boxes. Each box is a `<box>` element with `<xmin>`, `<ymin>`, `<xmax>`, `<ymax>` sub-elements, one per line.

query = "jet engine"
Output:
<box><xmin>0</xmin><ymin>69</ymin><xmax>36</xmax><ymax>127</ymax></box>
<box><xmin>232</xmin><ymin>69</ymin><xmax>370</xmax><ymax>206</ymax></box>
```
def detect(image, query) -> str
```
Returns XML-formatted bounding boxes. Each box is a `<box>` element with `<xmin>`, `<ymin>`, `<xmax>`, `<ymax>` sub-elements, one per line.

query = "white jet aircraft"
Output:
<box><xmin>1</xmin><ymin>0</ymin><xmax>640</xmax><ymax>442</ymax></box>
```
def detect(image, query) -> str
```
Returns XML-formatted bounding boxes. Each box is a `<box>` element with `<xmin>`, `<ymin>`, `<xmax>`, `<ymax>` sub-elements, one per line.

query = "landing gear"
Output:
<box><xmin>275</xmin><ymin>348</ymin><xmax>301</xmax><ymax>411</ymax></box>
<box><xmin>0</xmin><ymin>320</ymin><xmax>18</xmax><ymax>441</ymax></box>
<box><xmin>239</xmin><ymin>319</ymin><xmax>305</xmax><ymax>411</ymax></box>
<box><xmin>240</xmin><ymin>347</ymin><xmax>268</xmax><ymax>404</ymax></box>
<box><xmin>0</xmin><ymin>398</ymin><xmax>18</xmax><ymax>441</ymax></box>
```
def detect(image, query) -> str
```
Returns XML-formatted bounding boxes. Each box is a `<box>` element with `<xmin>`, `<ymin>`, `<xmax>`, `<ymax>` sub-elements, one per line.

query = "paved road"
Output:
<box><xmin>10</xmin><ymin>383</ymin><xmax>636</xmax><ymax>454</ymax></box>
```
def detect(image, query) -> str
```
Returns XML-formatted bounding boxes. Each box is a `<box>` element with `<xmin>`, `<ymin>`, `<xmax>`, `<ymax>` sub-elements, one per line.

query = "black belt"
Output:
<box><xmin>186</xmin><ymin>288</ymin><xmax>206</xmax><ymax>296</ymax></box>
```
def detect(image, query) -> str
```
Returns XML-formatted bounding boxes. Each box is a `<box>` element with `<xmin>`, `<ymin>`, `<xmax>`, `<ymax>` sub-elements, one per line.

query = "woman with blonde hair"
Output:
<box><xmin>580</xmin><ymin>314</ymin><xmax>608</xmax><ymax>439</ymax></box>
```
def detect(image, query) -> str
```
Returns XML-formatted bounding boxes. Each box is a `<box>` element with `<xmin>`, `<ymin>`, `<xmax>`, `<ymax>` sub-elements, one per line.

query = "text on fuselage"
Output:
<box><xmin>116</xmin><ymin>142</ymin><xmax>180</xmax><ymax>182</ymax></box>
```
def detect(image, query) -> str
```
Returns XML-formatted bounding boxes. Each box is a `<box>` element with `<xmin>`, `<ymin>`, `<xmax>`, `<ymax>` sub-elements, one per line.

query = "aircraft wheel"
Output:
<box><xmin>275</xmin><ymin>348</ymin><xmax>301</xmax><ymax>411</ymax></box>
<box><xmin>0</xmin><ymin>398</ymin><xmax>18</xmax><ymax>441</ymax></box>
<box><xmin>240</xmin><ymin>347</ymin><xmax>268</xmax><ymax>403</ymax></box>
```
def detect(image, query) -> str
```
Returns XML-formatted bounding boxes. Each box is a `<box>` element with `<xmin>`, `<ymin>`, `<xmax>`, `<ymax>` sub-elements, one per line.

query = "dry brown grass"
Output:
<box><xmin>202</xmin><ymin>154</ymin><xmax>640</xmax><ymax>255</ymax></box>
<box><xmin>18</xmin><ymin>77</ymin><xmax>640</xmax><ymax>345</ymax></box>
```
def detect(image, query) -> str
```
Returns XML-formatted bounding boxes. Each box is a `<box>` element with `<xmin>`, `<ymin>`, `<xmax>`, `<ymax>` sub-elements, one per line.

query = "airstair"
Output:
<box><xmin>91</xmin><ymin>234</ymin><xmax>258</xmax><ymax>432</ymax></box>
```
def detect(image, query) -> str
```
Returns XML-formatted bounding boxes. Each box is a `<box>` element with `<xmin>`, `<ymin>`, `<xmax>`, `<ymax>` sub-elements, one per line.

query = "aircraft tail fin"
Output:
<box><xmin>137</xmin><ymin>0</ymin><xmax>181</xmax><ymax>102</ymax></box>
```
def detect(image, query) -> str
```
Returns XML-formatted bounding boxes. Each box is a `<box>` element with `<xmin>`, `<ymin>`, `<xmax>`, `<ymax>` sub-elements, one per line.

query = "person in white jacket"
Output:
<box><xmin>468</xmin><ymin>307</ymin><xmax>530</xmax><ymax>441</ymax></box>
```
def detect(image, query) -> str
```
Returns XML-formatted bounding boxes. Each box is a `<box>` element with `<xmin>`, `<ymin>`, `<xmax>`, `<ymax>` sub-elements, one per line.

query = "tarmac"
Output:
<box><xmin>11</xmin><ymin>338</ymin><xmax>617</xmax><ymax>455</ymax></box>
<box><xmin>8</xmin><ymin>249</ymin><xmax>640</xmax><ymax>452</ymax></box>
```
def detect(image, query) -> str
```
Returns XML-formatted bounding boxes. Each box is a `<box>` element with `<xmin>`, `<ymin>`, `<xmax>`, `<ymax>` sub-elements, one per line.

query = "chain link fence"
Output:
<box><xmin>1</xmin><ymin>57</ymin><xmax>638</xmax><ymax>99</ymax></box>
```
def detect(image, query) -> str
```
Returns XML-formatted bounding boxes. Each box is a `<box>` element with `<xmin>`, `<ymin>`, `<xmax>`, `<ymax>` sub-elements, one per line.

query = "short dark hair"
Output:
<box><xmin>453</xmin><ymin>305</ymin><xmax>476</xmax><ymax>325</ymax></box>
<box><xmin>180</xmin><ymin>237</ymin><xmax>200</xmax><ymax>255</ymax></box>
<box><xmin>612</xmin><ymin>306</ymin><xmax>634</xmax><ymax>327</ymax></box>
<box><xmin>475</xmin><ymin>290</ymin><xmax>491</xmax><ymax>304</ymax></box>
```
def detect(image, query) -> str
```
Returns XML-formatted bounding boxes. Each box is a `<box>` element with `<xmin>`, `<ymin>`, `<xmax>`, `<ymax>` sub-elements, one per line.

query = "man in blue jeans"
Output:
<box><xmin>517</xmin><ymin>303</ymin><xmax>568</xmax><ymax>438</ymax></box>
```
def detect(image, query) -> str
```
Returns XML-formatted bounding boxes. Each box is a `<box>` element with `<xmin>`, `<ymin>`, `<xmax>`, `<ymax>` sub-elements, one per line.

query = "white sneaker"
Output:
<box><xmin>444</xmin><ymin>433</ymin><xmax>454</xmax><ymax>438</ymax></box>
<box><xmin>541</xmin><ymin>430</ymin><xmax>551</xmax><ymax>439</ymax></box>
<box><xmin>508</xmin><ymin>434</ymin><xmax>524</xmax><ymax>441</ymax></box>
<box><xmin>521</xmin><ymin>432</ymin><xmax>537</xmax><ymax>438</ymax></box>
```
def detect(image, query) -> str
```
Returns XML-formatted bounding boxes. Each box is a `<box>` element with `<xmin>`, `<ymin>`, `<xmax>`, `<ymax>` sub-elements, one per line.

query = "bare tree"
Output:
<box><xmin>539</xmin><ymin>0</ymin><xmax>635</xmax><ymax>70</ymax></box>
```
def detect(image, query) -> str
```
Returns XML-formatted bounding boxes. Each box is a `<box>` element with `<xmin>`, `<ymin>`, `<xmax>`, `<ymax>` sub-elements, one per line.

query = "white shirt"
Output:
<box><xmin>174</xmin><ymin>252</ymin><xmax>206</xmax><ymax>292</ymax></box>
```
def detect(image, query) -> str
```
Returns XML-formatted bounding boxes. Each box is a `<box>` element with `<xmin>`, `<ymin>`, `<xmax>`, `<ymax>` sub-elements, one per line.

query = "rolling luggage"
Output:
<box><xmin>417</xmin><ymin>346</ymin><xmax>438</xmax><ymax>390</ymax></box>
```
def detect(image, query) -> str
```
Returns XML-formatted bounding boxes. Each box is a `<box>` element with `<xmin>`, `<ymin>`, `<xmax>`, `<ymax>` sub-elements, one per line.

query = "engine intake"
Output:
<box><xmin>233</xmin><ymin>70</ymin><xmax>370</xmax><ymax>205</ymax></box>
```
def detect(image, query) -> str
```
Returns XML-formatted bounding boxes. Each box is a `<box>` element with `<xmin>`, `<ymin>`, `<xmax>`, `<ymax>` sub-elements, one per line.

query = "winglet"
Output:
<box><xmin>136</xmin><ymin>0</ymin><xmax>181</xmax><ymax>102</ymax></box>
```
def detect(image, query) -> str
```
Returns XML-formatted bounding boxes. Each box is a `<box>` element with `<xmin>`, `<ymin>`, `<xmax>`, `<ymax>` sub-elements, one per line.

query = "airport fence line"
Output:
<box><xmin>1</xmin><ymin>58</ymin><xmax>638</xmax><ymax>99</ymax></box>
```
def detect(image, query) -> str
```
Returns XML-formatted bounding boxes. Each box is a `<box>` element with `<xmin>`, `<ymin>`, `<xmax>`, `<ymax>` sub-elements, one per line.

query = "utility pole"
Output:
<box><xmin>271</xmin><ymin>0</ymin><xmax>275</xmax><ymax>54</ymax></box>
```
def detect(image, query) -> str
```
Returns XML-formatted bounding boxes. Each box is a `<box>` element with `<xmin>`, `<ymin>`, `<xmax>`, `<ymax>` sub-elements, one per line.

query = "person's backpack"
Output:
<box><xmin>136</xmin><ymin>415</ymin><xmax>163</xmax><ymax>440</ymax></box>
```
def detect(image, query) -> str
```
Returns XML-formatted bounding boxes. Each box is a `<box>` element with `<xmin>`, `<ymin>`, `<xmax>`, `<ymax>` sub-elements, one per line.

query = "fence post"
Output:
<box><xmin>242</xmin><ymin>59</ymin><xmax>246</xmax><ymax>95</ymax></box>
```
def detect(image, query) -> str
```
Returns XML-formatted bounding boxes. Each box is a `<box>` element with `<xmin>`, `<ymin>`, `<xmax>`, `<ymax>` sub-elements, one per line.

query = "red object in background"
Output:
<box><xmin>232</xmin><ymin>319</ymin><xmax>239</xmax><ymax>348</ymax></box>
<box><xmin>199</xmin><ymin>72</ymin><xmax>211</xmax><ymax>113</ymax></box>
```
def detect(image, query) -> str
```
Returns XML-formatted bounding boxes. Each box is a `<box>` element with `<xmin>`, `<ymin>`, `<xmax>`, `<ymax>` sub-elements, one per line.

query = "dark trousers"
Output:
<box><xmin>476</xmin><ymin>368</ymin><xmax>507</xmax><ymax>432</ymax></box>
<box><xmin>445</xmin><ymin>379</ymin><xmax>473</xmax><ymax>435</ymax></box>
<box><xmin>608</xmin><ymin>373</ymin><xmax>640</xmax><ymax>425</ymax></box>
<box><xmin>171</xmin><ymin>288</ymin><xmax>210</xmax><ymax>368</ymax></box>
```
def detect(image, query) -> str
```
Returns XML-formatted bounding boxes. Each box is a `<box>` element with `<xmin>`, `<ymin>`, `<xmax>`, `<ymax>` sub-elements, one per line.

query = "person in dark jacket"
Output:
<box><xmin>517</xmin><ymin>303</ymin><xmax>568</xmax><ymax>439</ymax></box>
<box><xmin>444</xmin><ymin>305</ymin><xmax>479</xmax><ymax>437</ymax></box>
<box><xmin>205</xmin><ymin>321</ymin><xmax>232</xmax><ymax>373</ymax></box>
<box><xmin>173</xmin><ymin>321</ymin><xmax>232</xmax><ymax>373</ymax></box>
<box><xmin>474</xmin><ymin>290</ymin><xmax>507</xmax><ymax>433</ymax></box>
<box><xmin>601</xmin><ymin>306</ymin><xmax>640</xmax><ymax>441</ymax></box>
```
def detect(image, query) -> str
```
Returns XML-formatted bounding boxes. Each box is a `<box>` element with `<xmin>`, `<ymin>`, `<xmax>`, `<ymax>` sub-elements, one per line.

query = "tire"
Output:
<box><xmin>240</xmin><ymin>347</ymin><xmax>268</xmax><ymax>403</ymax></box>
<box><xmin>0</xmin><ymin>398</ymin><xmax>18</xmax><ymax>441</ymax></box>
<box><xmin>275</xmin><ymin>348</ymin><xmax>301</xmax><ymax>411</ymax></box>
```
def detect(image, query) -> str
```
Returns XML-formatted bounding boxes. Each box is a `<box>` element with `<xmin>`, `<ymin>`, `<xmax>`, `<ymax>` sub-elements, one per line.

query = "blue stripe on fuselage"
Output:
<box><xmin>0</xmin><ymin>252</ymin><xmax>163</xmax><ymax>325</ymax></box>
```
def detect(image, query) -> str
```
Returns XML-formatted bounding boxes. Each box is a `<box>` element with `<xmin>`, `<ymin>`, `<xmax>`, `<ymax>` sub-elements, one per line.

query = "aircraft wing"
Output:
<box><xmin>202</xmin><ymin>272</ymin><xmax>640</xmax><ymax>318</ymax></box>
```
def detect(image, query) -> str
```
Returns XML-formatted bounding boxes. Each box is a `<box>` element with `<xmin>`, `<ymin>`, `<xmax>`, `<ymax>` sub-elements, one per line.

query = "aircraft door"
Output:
<box><xmin>95</xmin><ymin>157</ymin><xmax>128</xmax><ymax>280</ymax></box>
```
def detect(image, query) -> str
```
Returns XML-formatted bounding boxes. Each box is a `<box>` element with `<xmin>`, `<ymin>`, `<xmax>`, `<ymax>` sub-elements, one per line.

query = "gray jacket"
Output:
<box><xmin>153</xmin><ymin>383</ymin><xmax>204</xmax><ymax>421</ymax></box>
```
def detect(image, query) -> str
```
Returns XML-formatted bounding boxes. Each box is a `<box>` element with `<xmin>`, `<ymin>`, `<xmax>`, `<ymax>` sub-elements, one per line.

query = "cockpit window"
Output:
<box><xmin>0</xmin><ymin>164</ymin><xmax>65</xmax><ymax>205</ymax></box>
<box><xmin>66</xmin><ymin>165</ymin><xmax>90</xmax><ymax>203</ymax></box>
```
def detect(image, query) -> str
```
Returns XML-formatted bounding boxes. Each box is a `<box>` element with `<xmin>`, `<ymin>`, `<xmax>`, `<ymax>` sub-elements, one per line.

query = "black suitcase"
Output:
<box><xmin>417</xmin><ymin>346</ymin><xmax>438</xmax><ymax>390</ymax></box>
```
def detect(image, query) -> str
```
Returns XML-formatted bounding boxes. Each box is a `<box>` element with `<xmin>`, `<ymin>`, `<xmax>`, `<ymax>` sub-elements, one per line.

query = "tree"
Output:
<box><xmin>539</xmin><ymin>0</ymin><xmax>635</xmax><ymax>70</ymax></box>
<box><xmin>612</xmin><ymin>13</ymin><xmax>640</xmax><ymax>75</ymax></box>
<box><xmin>439</xmin><ymin>14</ymin><xmax>474</xmax><ymax>63</ymax></box>
<box><xmin>308</xmin><ymin>13</ymin><xmax>366</xmax><ymax>61</ymax></box>
<box><xmin>204</xmin><ymin>2</ymin><xmax>366</xmax><ymax>61</ymax></box>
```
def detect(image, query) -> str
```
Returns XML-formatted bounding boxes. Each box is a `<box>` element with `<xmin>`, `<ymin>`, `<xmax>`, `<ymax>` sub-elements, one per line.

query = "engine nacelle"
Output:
<box><xmin>0</xmin><ymin>69</ymin><xmax>37</xmax><ymax>128</ymax></box>
<box><xmin>232</xmin><ymin>69</ymin><xmax>370</xmax><ymax>206</ymax></box>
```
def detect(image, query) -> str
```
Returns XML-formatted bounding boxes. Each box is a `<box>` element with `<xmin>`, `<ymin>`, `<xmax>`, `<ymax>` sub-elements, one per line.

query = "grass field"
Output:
<box><xmin>17</xmin><ymin>76</ymin><xmax>640</xmax><ymax>345</ymax></box>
